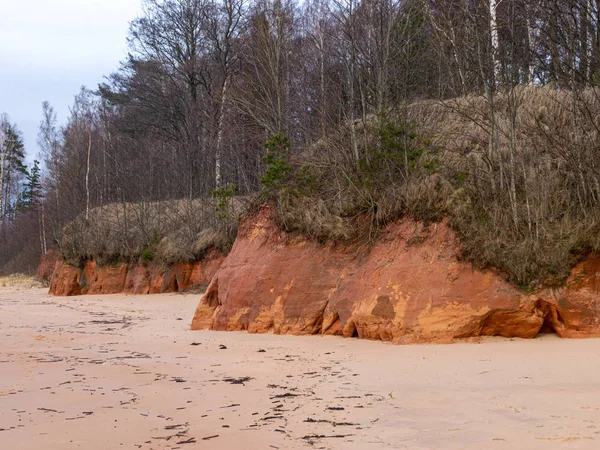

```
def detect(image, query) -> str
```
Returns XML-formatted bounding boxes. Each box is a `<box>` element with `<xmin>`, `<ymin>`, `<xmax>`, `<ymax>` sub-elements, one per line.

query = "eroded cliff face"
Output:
<box><xmin>49</xmin><ymin>248</ymin><xmax>224</xmax><ymax>296</ymax></box>
<box><xmin>191</xmin><ymin>208</ymin><xmax>600</xmax><ymax>343</ymax></box>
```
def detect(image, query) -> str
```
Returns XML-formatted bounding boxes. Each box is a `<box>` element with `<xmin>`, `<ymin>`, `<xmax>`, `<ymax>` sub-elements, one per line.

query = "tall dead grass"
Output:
<box><xmin>418</xmin><ymin>86</ymin><xmax>600</xmax><ymax>288</ymax></box>
<box><xmin>275</xmin><ymin>115</ymin><xmax>450</xmax><ymax>243</ymax></box>
<box><xmin>60</xmin><ymin>196</ymin><xmax>249</xmax><ymax>266</ymax></box>
<box><xmin>0</xmin><ymin>274</ymin><xmax>44</xmax><ymax>289</ymax></box>
<box><xmin>276</xmin><ymin>86</ymin><xmax>600</xmax><ymax>289</ymax></box>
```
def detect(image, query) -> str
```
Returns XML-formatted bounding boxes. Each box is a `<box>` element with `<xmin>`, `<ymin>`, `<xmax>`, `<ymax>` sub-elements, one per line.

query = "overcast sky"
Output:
<box><xmin>0</xmin><ymin>0</ymin><xmax>143</xmax><ymax>163</ymax></box>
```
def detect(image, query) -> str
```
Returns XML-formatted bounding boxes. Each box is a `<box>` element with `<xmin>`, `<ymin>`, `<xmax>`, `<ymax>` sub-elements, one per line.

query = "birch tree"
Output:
<box><xmin>489</xmin><ymin>0</ymin><xmax>503</xmax><ymax>88</ymax></box>
<box><xmin>206</xmin><ymin>0</ymin><xmax>245</xmax><ymax>188</ymax></box>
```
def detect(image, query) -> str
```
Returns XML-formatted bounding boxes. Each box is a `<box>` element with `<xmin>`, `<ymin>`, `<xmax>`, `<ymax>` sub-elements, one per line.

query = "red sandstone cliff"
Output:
<box><xmin>49</xmin><ymin>248</ymin><xmax>224</xmax><ymax>296</ymax></box>
<box><xmin>191</xmin><ymin>207</ymin><xmax>600</xmax><ymax>343</ymax></box>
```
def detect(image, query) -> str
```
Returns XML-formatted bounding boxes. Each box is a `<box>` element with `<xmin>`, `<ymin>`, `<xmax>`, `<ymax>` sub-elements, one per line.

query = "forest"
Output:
<box><xmin>2</xmin><ymin>0</ymin><xmax>600</xmax><ymax>289</ymax></box>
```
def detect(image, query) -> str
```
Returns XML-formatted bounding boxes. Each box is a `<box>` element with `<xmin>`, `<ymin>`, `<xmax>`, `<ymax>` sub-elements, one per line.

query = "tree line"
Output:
<box><xmin>2</xmin><ymin>0</ymin><xmax>600</xmax><ymax>285</ymax></box>
<box><xmin>0</xmin><ymin>115</ymin><xmax>44</xmax><ymax>273</ymax></box>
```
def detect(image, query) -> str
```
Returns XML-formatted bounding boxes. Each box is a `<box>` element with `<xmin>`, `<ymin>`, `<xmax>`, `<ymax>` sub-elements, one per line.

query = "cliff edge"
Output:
<box><xmin>191</xmin><ymin>207</ymin><xmax>600</xmax><ymax>343</ymax></box>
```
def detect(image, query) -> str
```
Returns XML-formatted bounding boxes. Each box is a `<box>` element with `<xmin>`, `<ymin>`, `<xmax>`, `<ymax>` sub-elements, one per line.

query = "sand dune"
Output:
<box><xmin>1</xmin><ymin>288</ymin><xmax>600</xmax><ymax>449</ymax></box>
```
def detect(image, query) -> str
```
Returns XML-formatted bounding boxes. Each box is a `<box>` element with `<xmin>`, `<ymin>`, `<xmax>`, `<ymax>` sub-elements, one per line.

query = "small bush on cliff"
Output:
<box><xmin>213</xmin><ymin>184</ymin><xmax>236</xmax><ymax>221</ymax></box>
<box><xmin>209</xmin><ymin>183</ymin><xmax>239</xmax><ymax>255</ymax></box>
<box><xmin>260</xmin><ymin>133</ymin><xmax>292</xmax><ymax>198</ymax></box>
<box><xmin>140</xmin><ymin>247</ymin><xmax>153</xmax><ymax>264</ymax></box>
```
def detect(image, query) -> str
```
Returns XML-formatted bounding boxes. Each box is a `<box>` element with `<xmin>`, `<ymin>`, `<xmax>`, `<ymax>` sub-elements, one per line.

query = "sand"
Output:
<box><xmin>1</xmin><ymin>288</ymin><xmax>600</xmax><ymax>449</ymax></box>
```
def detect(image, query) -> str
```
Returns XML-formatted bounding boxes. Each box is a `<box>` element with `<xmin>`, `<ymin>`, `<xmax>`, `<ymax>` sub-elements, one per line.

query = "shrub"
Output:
<box><xmin>140</xmin><ymin>247</ymin><xmax>153</xmax><ymax>263</ymax></box>
<box><xmin>260</xmin><ymin>133</ymin><xmax>292</xmax><ymax>197</ymax></box>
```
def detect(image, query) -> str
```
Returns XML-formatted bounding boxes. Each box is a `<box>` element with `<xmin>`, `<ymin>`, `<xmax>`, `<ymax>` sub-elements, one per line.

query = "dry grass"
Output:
<box><xmin>276</xmin><ymin>86</ymin><xmax>600</xmax><ymax>289</ymax></box>
<box><xmin>60</xmin><ymin>196</ymin><xmax>250</xmax><ymax>266</ymax></box>
<box><xmin>415</xmin><ymin>86</ymin><xmax>600</xmax><ymax>288</ymax></box>
<box><xmin>274</xmin><ymin>114</ymin><xmax>449</xmax><ymax>244</ymax></box>
<box><xmin>0</xmin><ymin>274</ymin><xmax>44</xmax><ymax>289</ymax></box>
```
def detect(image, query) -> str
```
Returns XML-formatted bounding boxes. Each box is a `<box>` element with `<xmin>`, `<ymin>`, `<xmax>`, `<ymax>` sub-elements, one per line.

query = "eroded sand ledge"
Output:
<box><xmin>2</xmin><ymin>288</ymin><xmax>600</xmax><ymax>449</ymax></box>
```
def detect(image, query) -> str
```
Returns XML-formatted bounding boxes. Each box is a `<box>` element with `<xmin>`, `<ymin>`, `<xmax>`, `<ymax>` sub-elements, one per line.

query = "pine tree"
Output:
<box><xmin>22</xmin><ymin>160</ymin><xmax>43</xmax><ymax>209</ymax></box>
<box><xmin>0</xmin><ymin>121</ymin><xmax>28</xmax><ymax>219</ymax></box>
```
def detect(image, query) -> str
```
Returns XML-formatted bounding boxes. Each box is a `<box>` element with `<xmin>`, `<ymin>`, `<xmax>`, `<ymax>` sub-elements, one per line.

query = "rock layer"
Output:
<box><xmin>49</xmin><ymin>248</ymin><xmax>224</xmax><ymax>296</ymax></box>
<box><xmin>191</xmin><ymin>207</ymin><xmax>600</xmax><ymax>343</ymax></box>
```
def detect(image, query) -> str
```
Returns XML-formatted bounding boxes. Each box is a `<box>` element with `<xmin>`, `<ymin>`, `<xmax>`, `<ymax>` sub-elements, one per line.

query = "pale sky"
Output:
<box><xmin>0</xmin><ymin>0</ymin><xmax>143</xmax><ymax>163</ymax></box>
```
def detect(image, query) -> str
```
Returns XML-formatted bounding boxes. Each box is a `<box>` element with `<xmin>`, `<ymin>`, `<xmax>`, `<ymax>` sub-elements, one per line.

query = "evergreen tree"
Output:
<box><xmin>21</xmin><ymin>160</ymin><xmax>42</xmax><ymax>209</ymax></box>
<box><xmin>2</xmin><ymin>123</ymin><xmax>27</xmax><ymax>174</ymax></box>
<box><xmin>0</xmin><ymin>120</ymin><xmax>28</xmax><ymax>219</ymax></box>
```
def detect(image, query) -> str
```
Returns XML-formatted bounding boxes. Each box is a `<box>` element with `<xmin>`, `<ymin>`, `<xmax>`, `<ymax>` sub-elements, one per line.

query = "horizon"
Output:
<box><xmin>0</xmin><ymin>0</ymin><xmax>142</xmax><ymax>165</ymax></box>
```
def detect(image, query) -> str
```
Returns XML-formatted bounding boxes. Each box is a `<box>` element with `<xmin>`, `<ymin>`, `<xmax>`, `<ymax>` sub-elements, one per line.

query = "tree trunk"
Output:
<box><xmin>0</xmin><ymin>136</ymin><xmax>5</xmax><ymax>219</ymax></box>
<box><xmin>215</xmin><ymin>76</ymin><xmax>229</xmax><ymax>189</ymax></box>
<box><xmin>319</xmin><ymin>31</ymin><xmax>326</xmax><ymax>138</ymax></box>
<box><xmin>85</xmin><ymin>131</ymin><xmax>92</xmax><ymax>221</ymax></box>
<box><xmin>508</xmin><ymin>91</ymin><xmax>518</xmax><ymax>229</ymax></box>
<box><xmin>490</xmin><ymin>0</ymin><xmax>502</xmax><ymax>88</ymax></box>
<box><xmin>349</xmin><ymin>49</ymin><xmax>359</xmax><ymax>163</ymax></box>
<box><xmin>526</xmin><ymin>4</ymin><xmax>536</xmax><ymax>83</ymax></box>
<box><xmin>40</xmin><ymin>203</ymin><xmax>47</xmax><ymax>255</ymax></box>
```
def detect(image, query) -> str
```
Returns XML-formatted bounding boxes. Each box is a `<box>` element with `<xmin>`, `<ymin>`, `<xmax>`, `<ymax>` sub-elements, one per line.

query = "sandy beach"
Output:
<box><xmin>2</xmin><ymin>288</ymin><xmax>600</xmax><ymax>449</ymax></box>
